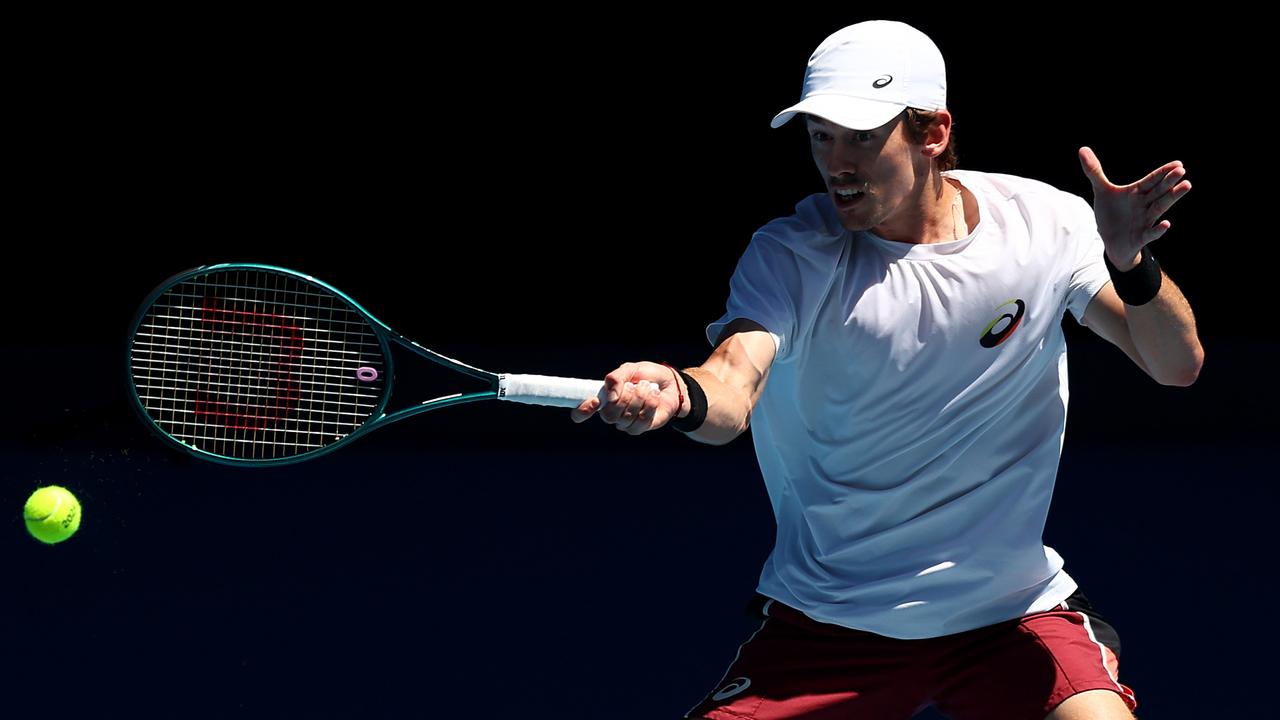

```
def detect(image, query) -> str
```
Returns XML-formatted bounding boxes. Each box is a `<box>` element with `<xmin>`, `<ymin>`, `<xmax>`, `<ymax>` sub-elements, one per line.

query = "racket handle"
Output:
<box><xmin>498</xmin><ymin>373</ymin><xmax>605</xmax><ymax>408</ymax></box>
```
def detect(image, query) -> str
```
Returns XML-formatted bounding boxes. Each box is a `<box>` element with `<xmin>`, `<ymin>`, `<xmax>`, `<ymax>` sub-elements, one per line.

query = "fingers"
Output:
<box><xmin>1145</xmin><ymin>166</ymin><xmax>1191</xmax><ymax>227</ymax></box>
<box><xmin>583</xmin><ymin>362</ymin><xmax>678</xmax><ymax>435</ymax></box>
<box><xmin>1147</xmin><ymin>179</ymin><xmax>1191</xmax><ymax>223</ymax></box>
<box><xmin>1145</xmin><ymin>163</ymin><xmax>1187</xmax><ymax>199</ymax></box>
<box><xmin>1137</xmin><ymin>160</ymin><xmax>1185</xmax><ymax>193</ymax></box>
<box><xmin>614</xmin><ymin>380</ymin><xmax>665</xmax><ymax>435</ymax></box>
<box><xmin>1082</xmin><ymin>148</ymin><xmax>1191</xmax><ymax>200</ymax></box>
<box><xmin>1078</xmin><ymin>147</ymin><xmax>1109</xmax><ymax>189</ymax></box>
<box><xmin>570</xmin><ymin>395</ymin><xmax>601</xmax><ymax>424</ymax></box>
<box><xmin>1143</xmin><ymin>219</ymin><xmax>1173</xmax><ymax>245</ymax></box>
<box><xmin>596</xmin><ymin>364</ymin><xmax>639</xmax><ymax>425</ymax></box>
<box><xmin>1085</xmin><ymin>149</ymin><xmax>1192</xmax><ymax>258</ymax></box>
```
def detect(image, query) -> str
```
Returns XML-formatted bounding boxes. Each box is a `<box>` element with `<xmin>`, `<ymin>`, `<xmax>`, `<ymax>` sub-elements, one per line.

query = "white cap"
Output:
<box><xmin>771</xmin><ymin>20</ymin><xmax>947</xmax><ymax>131</ymax></box>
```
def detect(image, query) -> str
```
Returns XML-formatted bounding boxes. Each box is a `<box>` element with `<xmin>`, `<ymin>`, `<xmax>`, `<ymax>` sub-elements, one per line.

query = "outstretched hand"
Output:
<box><xmin>1078</xmin><ymin>147</ymin><xmax>1191</xmax><ymax>270</ymax></box>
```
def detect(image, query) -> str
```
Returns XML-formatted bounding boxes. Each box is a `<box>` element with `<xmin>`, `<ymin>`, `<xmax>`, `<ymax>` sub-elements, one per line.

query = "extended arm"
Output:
<box><xmin>571</xmin><ymin>318</ymin><xmax>777</xmax><ymax>444</ymax></box>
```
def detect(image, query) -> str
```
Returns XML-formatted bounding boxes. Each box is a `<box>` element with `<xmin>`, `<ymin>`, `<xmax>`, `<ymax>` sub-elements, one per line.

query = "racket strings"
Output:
<box><xmin>130</xmin><ymin>269</ymin><xmax>387</xmax><ymax>459</ymax></box>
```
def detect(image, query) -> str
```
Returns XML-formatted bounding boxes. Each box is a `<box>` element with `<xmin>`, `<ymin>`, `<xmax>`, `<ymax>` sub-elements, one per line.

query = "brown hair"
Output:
<box><xmin>802</xmin><ymin>110</ymin><xmax>959</xmax><ymax>171</ymax></box>
<box><xmin>902</xmin><ymin>108</ymin><xmax>958</xmax><ymax>171</ymax></box>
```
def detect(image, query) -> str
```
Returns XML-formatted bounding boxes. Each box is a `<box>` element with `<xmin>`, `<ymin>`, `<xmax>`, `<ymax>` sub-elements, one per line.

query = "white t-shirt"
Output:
<box><xmin>707</xmin><ymin>169</ymin><xmax>1112</xmax><ymax>639</ymax></box>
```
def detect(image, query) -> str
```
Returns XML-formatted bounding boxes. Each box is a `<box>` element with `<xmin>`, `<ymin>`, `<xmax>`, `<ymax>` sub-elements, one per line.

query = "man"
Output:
<box><xmin>573</xmin><ymin>20</ymin><xmax>1201</xmax><ymax>720</ymax></box>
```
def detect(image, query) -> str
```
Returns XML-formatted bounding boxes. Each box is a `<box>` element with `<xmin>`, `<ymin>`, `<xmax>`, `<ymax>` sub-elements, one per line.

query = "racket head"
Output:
<box><xmin>127</xmin><ymin>264</ymin><xmax>395</xmax><ymax>465</ymax></box>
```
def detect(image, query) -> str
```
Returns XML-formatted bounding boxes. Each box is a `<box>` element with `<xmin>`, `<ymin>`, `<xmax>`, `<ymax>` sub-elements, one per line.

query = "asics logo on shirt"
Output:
<box><xmin>872</xmin><ymin>75</ymin><xmax>893</xmax><ymax>88</ymax></box>
<box><xmin>979</xmin><ymin>299</ymin><xmax>1026</xmax><ymax>348</ymax></box>
<box><xmin>712</xmin><ymin>677</ymin><xmax>752</xmax><ymax>700</ymax></box>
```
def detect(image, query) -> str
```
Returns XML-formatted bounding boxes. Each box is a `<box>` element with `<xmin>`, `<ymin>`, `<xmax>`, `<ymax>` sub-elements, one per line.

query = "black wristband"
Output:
<box><xmin>668</xmin><ymin>369</ymin><xmax>708</xmax><ymax>433</ymax></box>
<box><xmin>1104</xmin><ymin>248</ymin><xmax>1162</xmax><ymax>306</ymax></box>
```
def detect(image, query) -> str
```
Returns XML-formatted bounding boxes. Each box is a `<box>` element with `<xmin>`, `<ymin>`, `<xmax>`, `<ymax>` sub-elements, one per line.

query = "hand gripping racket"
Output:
<box><xmin>127</xmin><ymin>264</ymin><xmax>603</xmax><ymax>465</ymax></box>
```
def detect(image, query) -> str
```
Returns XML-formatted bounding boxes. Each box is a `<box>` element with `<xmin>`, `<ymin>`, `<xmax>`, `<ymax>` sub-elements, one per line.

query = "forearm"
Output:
<box><xmin>676</xmin><ymin>365</ymin><xmax>755</xmax><ymax>445</ymax></box>
<box><xmin>576</xmin><ymin>325</ymin><xmax>775</xmax><ymax>439</ymax></box>
<box><xmin>1125</xmin><ymin>271</ymin><xmax>1203</xmax><ymax>386</ymax></box>
<box><xmin>674</xmin><ymin>330</ymin><xmax>773</xmax><ymax>445</ymax></box>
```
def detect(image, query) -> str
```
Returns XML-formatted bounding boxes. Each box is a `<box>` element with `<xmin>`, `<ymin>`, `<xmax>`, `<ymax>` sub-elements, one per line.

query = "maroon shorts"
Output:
<box><xmin>685</xmin><ymin>590</ymin><xmax>1137</xmax><ymax>720</ymax></box>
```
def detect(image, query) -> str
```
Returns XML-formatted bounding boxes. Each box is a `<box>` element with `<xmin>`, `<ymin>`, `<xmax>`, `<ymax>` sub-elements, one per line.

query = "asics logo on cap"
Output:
<box><xmin>712</xmin><ymin>677</ymin><xmax>752</xmax><ymax>700</ymax></box>
<box><xmin>872</xmin><ymin>75</ymin><xmax>894</xmax><ymax>88</ymax></box>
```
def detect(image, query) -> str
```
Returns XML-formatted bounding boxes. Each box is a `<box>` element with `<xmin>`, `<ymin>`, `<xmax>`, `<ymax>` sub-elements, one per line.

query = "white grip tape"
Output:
<box><xmin>497</xmin><ymin>373</ymin><xmax>604</xmax><ymax>408</ymax></box>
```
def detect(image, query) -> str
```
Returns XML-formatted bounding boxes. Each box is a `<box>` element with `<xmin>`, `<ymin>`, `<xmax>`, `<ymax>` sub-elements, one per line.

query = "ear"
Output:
<box><xmin>920</xmin><ymin>109</ymin><xmax>953</xmax><ymax>159</ymax></box>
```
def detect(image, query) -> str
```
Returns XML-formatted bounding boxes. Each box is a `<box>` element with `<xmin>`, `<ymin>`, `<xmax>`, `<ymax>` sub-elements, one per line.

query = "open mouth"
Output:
<box><xmin>833</xmin><ymin>186</ymin><xmax>866</xmax><ymax>208</ymax></box>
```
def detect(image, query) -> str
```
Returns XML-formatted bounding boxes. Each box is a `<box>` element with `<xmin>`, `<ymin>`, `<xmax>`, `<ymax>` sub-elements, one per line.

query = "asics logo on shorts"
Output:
<box><xmin>872</xmin><ymin>75</ymin><xmax>893</xmax><ymax>88</ymax></box>
<box><xmin>712</xmin><ymin>677</ymin><xmax>752</xmax><ymax>700</ymax></box>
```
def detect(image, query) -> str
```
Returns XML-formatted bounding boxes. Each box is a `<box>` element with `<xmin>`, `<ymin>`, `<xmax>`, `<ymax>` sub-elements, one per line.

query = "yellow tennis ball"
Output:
<box><xmin>23</xmin><ymin>485</ymin><xmax>81</xmax><ymax>544</ymax></box>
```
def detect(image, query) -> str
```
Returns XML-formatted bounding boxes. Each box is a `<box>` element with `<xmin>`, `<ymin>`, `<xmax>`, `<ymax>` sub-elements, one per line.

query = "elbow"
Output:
<box><xmin>1159</xmin><ymin>370</ymin><xmax>1198</xmax><ymax>388</ymax></box>
<box><xmin>695</xmin><ymin>433</ymin><xmax>738</xmax><ymax>447</ymax></box>
<box><xmin>1157</xmin><ymin>346</ymin><xmax>1205</xmax><ymax>387</ymax></box>
<box><xmin>688</xmin><ymin>427</ymin><xmax>745</xmax><ymax>446</ymax></box>
<box><xmin>689</xmin><ymin>416</ymin><xmax>751</xmax><ymax>446</ymax></box>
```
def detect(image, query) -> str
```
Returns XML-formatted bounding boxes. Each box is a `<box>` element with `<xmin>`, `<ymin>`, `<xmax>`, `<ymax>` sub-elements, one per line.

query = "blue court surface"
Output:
<box><xmin>4</xmin><ymin>341</ymin><xmax>1274</xmax><ymax>717</ymax></box>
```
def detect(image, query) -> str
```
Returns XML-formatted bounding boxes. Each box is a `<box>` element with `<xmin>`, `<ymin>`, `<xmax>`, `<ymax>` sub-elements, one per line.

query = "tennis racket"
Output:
<box><xmin>127</xmin><ymin>263</ymin><xmax>603</xmax><ymax>465</ymax></box>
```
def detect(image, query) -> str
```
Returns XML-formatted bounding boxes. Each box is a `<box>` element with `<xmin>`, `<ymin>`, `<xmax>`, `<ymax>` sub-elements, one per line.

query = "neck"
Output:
<box><xmin>873</xmin><ymin>170</ymin><xmax>964</xmax><ymax>245</ymax></box>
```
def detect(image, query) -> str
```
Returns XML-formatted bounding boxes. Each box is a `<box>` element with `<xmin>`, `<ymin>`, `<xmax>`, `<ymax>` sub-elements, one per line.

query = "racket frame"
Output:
<box><xmin>126</xmin><ymin>263</ymin><xmax>507</xmax><ymax>466</ymax></box>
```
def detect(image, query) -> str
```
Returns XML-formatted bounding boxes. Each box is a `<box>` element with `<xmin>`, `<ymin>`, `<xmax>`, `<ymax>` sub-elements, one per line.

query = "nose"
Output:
<box><xmin>823</xmin><ymin>144</ymin><xmax>858</xmax><ymax>181</ymax></box>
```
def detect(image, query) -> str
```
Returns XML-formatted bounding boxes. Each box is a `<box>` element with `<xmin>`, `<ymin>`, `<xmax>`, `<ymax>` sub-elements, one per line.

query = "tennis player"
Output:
<box><xmin>574</xmin><ymin>19</ymin><xmax>1201</xmax><ymax>720</ymax></box>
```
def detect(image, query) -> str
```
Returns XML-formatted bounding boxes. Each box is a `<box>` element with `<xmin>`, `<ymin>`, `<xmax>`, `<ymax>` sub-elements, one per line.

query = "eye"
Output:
<box><xmin>854</xmin><ymin>131</ymin><xmax>873</xmax><ymax>142</ymax></box>
<box><xmin>809</xmin><ymin>130</ymin><xmax>831</xmax><ymax>143</ymax></box>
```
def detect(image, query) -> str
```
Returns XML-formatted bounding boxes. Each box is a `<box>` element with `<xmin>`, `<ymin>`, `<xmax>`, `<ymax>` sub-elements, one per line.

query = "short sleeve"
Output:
<box><xmin>1063</xmin><ymin>194</ymin><xmax>1112</xmax><ymax>323</ymax></box>
<box><xmin>705</xmin><ymin>231</ymin><xmax>799</xmax><ymax>356</ymax></box>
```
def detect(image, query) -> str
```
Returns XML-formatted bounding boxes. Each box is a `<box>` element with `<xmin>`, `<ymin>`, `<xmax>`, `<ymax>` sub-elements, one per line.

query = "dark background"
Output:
<box><xmin>5</xmin><ymin>10</ymin><xmax>1274</xmax><ymax>718</ymax></box>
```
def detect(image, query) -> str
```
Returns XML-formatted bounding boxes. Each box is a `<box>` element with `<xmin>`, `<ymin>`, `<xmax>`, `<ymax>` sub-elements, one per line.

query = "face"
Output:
<box><xmin>806</xmin><ymin>112</ymin><xmax>934</xmax><ymax>235</ymax></box>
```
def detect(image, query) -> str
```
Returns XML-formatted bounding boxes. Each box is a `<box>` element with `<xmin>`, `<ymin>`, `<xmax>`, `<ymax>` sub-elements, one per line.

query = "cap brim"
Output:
<box><xmin>770</xmin><ymin>95</ymin><xmax>906</xmax><ymax>131</ymax></box>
